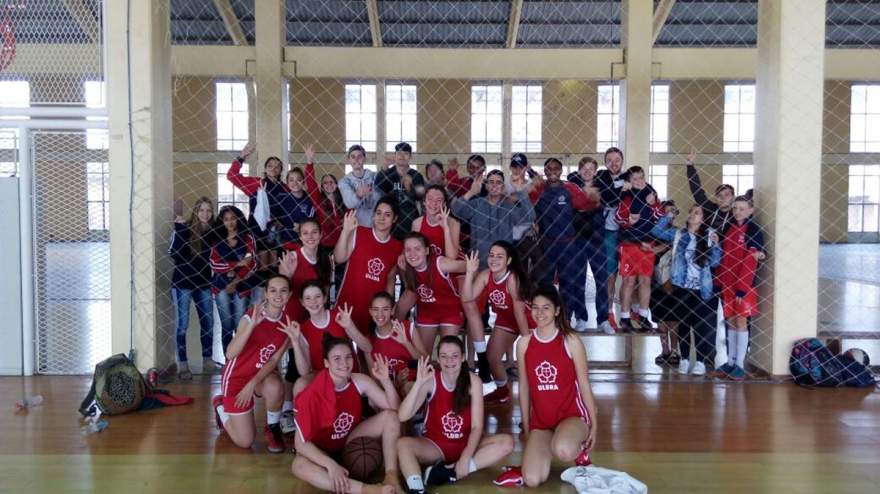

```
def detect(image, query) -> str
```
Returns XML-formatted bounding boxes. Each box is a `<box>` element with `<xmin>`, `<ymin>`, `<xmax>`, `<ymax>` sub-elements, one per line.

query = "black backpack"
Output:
<box><xmin>789</xmin><ymin>338</ymin><xmax>876</xmax><ymax>388</ymax></box>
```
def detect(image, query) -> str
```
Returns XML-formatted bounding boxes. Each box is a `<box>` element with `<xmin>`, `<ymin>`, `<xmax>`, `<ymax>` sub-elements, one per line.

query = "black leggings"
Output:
<box><xmin>672</xmin><ymin>287</ymin><xmax>717</xmax><ymax>365</ymax></box>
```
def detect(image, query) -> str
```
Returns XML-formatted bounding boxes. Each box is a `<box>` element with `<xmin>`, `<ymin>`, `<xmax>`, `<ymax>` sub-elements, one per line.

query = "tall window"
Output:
<box><xmin>217</xmin><ymin>163</ymin><xmax>250</xmax><ymax>215</ymax></box>
<box><xmin>471</xmin><ymin>85</ymin><xmax>502</xmax><ymax>153</ymax></box>
<box><xmin>722</xmin><ymin>164</ymin><xmax>754</xmax><ymax>194</ymax></box>
<box><xmin>85</xmin><ymin>80</ymin><xmax>108</xmax><ymax>150</ymax></box>
<box><xmin>650</xmin><ymin>84</ymin><xmax>670</xmax><ymax>152</ymax></box>
<box><xmin>87</xmin><ymin>162</ymin><xmax>109</xmax><ymax>231</ymax></box>
<box><xmin>345</xmin><ymin>84</ymin><xmax>377</xmax><ymax>152</ymax></box>
<box><xmin>511</xmin><ymin>85</ymin><xmax>542</xmax><ymax>153</ymax></box>
<box><xmin>216</xmin><ymin>82</ymin><xmax>249</xmax><ymax>151</ymax></box>
<box><xmin>850</xmin><ymin>84</ymin><xmax>880</xmax><ymax>153</ymax></box>
<box><xmin>848</xmin><ymin>165</ymin><xmax>880</xmax><ymax>233</ymax></box>
<box><xmin>649</xmin><ymin>165</ymin><xmax>669</xmax><ymax>200</ymax></box>
<box><xmin>385</xmin><ymin>84</ymin><xmax>417</xmax><ymax>151</ymax></box>
<box><xmin>723</xmin><ymin>83</ymin><xmax>755</xmax><ymax>152</ymax></box>
<box><xmin>597</xmin><ymin>84</ymin><xmax>620</xmax><ymax>151</ymax></box>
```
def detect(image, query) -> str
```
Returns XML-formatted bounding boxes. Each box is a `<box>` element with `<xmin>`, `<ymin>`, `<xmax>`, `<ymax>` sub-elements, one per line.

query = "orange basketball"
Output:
<box><xmin>341</xmin><ymin>437</ymin><xmax>383</xmax><ymax>481</ymax></box>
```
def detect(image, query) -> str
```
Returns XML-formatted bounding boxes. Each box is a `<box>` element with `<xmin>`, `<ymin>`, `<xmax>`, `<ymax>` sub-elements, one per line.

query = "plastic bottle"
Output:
<box><xmin>80</xmin><ymin>419</ymin><xmax>109</xmax><ymax>435</ymax></box>
<box><xmin>14</xmin><ymin>394</ymin><xmax>43</xmax><ymax>410</ymax></box>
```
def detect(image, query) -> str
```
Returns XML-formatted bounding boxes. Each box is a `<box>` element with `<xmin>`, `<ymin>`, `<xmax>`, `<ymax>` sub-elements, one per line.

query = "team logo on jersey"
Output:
<box><xmin>441</xmin><ymin>411</ymin><xmax>464</xmax><ymax>439</ymax></box>
<box><xmin>366</xmin><ymin>258</ymin><xmax>384</xmax><ymax>282</ymax></box>
<box><xmin>488</xmin><ymin>289</ymin><xmax>508</xmax><ymax>308</ymax></box>
<box><xmin>331</xmin><ymin>412</ymin><xmax>355</xmax><ymax>439</ymax></box>
<box><xmin>256</xmin><ymin>344</ymin><xmax>277</xmax><ymax>369</ymax></box>
<box><xmin>386</xmin><ymin>357</ymin><xmax>405</xmax><ymax>375</ymax></box>
<box><xmin>417</xmin><ymin>284</ymin><xmax>436</xmax><ymax>303</ymax></box>
<box><xmin>557</xmin><ymin>194</ymin><xmax>567</xmax><ymax>205</ymax></box>
<box><xmin>430</xmin><ymin>244</ymin><xmax>443</xmax><ymax>257</ymax></box>
<box><xmin>534</xmin><ymin>360</ymin><xmax>559</xmax><ymax>391</ymax></box>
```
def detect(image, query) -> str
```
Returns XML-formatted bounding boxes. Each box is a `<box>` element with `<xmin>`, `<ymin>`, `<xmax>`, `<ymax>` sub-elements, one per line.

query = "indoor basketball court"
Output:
<box><xmin>1</xmin><ymin>1</ymin><xmax>879</xmax><ymax>493</ymax></box>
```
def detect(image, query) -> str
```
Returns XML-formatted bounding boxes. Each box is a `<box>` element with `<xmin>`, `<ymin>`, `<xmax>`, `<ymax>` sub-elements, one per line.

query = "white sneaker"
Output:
<box><xmin>691</xmin><ymin>361</ymin><xmax>706</xmax><ymax>376</ymax></box>
<box><xmin>573</xmin><ymin>318</ymin><xmax>589</xmax><ymax>332</ymax></box>
<box><xmin>678</xmin><ymin>360</ymin><xmax>691</xmax><ymax>374</ymax></box>
<box><xmin>598</xmin><ymin>321</ymin><xmax>615</xmax><ymax>335</ymax></box>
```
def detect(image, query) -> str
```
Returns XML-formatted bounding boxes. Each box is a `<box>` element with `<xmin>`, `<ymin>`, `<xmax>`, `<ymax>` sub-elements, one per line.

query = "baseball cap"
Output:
<box><xmin>510</xmin><ymin>153</ymin><xmax>528</xmax><ymax>168</ymax></box>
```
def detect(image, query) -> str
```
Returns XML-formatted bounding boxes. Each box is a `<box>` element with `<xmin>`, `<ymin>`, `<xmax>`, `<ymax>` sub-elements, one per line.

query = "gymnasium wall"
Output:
<box><xmin>27</xmin><ymin>76</ymin><xmax>856</xmax><ymax>242</ymax></box>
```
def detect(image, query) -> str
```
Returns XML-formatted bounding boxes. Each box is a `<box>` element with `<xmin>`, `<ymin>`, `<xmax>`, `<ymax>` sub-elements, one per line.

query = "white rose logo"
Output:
<box><xmin>417</xmin><ymin>284</ymin><xmax>434</xmax><ymax>301</ymax></box>
<box><xmin>332</xmin><ymin>412</ymin><xmax>355</xmax><ymax>438</ymax></box>
<box><xmin>257</xmin><ymin>344</ymin><xmax>277</xmax><ymax>368</ymax></box>
<box><xmin>367</xmin><ymin>258</ymin><xmax>385</xmax><ymax>277</ymax></box>
<box><xmin>488</xmin><ymin>289</ymin><xmax>507</xmax><ymax>307</ymax></box>
<box><xmin>535</xmin><ymin>360</ymin><xmax>558</xmax><ymax>385</ymax></box>
<box><xmin>441</xmin><ymin>411</ymin><xmax>464</xmax><ymax>438</ymax></box>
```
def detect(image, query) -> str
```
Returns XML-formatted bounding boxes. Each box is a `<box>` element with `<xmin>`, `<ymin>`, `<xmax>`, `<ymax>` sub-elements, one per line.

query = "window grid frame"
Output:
<box><xmin>850</xmin><ymin>84</ymin><xmax>880</xmax><ymax>153</ymax></box>
<box><xmin>216</xmin><ymin>81</ymin><xmax>250</xmax><ymax>151</ymax></box>
<box><xmin>470</xmin><ymin>84</ymin><xmax>503</xmax><ymax>153</ymax></box>
<box><xmin>217</xmin><ymin>162</ymin><xmax>251</xmax><ymax>216</ymax></box>
<box><xmin>345</xmin><ymin>83</ymin><xmax>378</xmax><ymax>153</ymax></box>
<box><xmin>385</xmin><ymin>83</ymin><xmax>418</xmax><ymax>152</ymax></box>
<box><xmin>723</xmin><ymin>83</ymin><xmax>756</xmax><ymax>153</ymax></box>
<box><xmin>597</xmin><ymin>83</ymin><xmax>620</xmax><ymax>151</ymax></box>
<box><xmin>86</xmin><ymin>162</ymin><xmax>110</xmax><ymax>231</ymax></box>
<box><xmin>510</xmin><ymin>84</ymin><xmax>543</xmax><ymax>154</ymax></box>
<box><xmin>847</xmin><ymin>164</ymin><xmax>880</xmax><ymax>233</ymax></box>
<box><xmin>650</xmin><ymin>83</ymin><xmax>670</xmax><ymax>153</ymax></box>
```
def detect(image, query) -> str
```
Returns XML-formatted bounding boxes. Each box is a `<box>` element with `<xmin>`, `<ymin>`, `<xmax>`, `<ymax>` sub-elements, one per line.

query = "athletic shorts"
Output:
<box><xmin>721</xmin><ymin>287</ymin><xmax>759</xmax><ymax>318</ymax></box>
<box><xmin>604</xmin><ymin>230</ymin><xmax>619</xmax><ymax>274</ymax></box>
<box><xmin>415</xmin><ymin>305</ymin><xmax>465</xmax><ymax>327</ymax></box>
<box><xmin>425</xmin><ymin>434</ymin><xmax>468</xmax><ymax>463</ymax></box>
<box><xmin>618</xmin><ymin>243</ymin><xmax>655</xmax><ymax>277</ymax></box>
<box><xmin>221</xmin><ymin>377</ymin><xmax>263</xmax><ymax>415</ymax></box>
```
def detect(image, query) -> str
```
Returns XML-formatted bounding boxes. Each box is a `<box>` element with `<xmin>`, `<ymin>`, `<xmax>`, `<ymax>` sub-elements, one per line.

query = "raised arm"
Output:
<box><xmin>227</xmin><ymin>142</ymin><xmax>262</xmax><ymax>197</ymax></box>
<box><xmin>516</xmin><ymin>336</ymin><xmax>531</xmax><ymax>433</ymax></box>
<box><xmin>685</xmin><ymin>150</ymin><xmax>713</xmax><ymax>209</ymax></box>
<box><xmin>397</xmin><ymin>356</ymin><xmax>434</xmax><ymax>421</ymax></box>
<box><xmin>508</xmin><ymin>274</ymin><xmax>532</xmax><ymax>336</ymax></box>
<box><xmin>335</xmin><ymin>304</ymin><xmax>373</xmax><ymax>353</ymax></box>
<box><xmin>333</xmin><ymin>211</ymin><xmax>358</xmax><ymax>263</ymax></box>
<box><xmin>355</xmin><ymin>354</ymin><xmax>400</xmax><ymax>410</ymax></box>
<box><xmin>460</xmin><ymin>252</ymin><xmax>487</xmax><ymax>303</ymax></box>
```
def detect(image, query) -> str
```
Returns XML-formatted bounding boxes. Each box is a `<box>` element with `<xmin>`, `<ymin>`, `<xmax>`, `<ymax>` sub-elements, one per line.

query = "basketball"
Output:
<box><xmin>341</xmin><ymin>437</ymin><xmax>383</xmax><ymax>481</ymax></box>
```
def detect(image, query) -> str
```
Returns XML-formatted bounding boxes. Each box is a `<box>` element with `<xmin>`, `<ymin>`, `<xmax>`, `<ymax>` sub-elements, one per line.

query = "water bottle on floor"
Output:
<box><xmin>14</xmin><ymin>394</ymin><xmax>43</xmax><ymax>411</ymax></box>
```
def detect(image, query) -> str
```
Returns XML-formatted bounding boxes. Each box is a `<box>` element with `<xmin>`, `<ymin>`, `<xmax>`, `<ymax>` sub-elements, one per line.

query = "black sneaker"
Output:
<box><xmin>619</xmin><ymin>318</ymin><xmax>635</xmax><ymax>332</ymax></box>
<box><xmin>667</xmin><ymin>352</ymin><xmax>681</xmax><ymax>366</ymax></box>
<box><xmin>476</xmin><ymin>352</ymin><xmax>492</xmax><ymax>383</ymax></box>
<box><xmin>424</xmin><ymin>461</ymin><xmax>457</xmax><ymax>485</ymax></box>
<box><xmin>654</xmin><ymin>352</ymin><xmax>671</xmax><ymax>366</ymax></box>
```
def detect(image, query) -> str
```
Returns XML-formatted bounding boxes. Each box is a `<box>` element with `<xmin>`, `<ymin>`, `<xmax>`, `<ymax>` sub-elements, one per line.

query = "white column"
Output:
<box><xmin>106</xmin><ymin>0</ymin><xmax>174</xmax><ymax>369</ymax></box>
<box><xmin>619</xmin><ymin>0</ymin><xmax>653</xmax><ymax>166</ymax></box>
<box><xmin>753</xmin><ymin>0</ymin><xmax>826</xmax><ymax>375</ymax></box>
<box><xmin>255</xmin><ymin>0</ymin><xmax>286</xmax><ymax>161</ymax></box>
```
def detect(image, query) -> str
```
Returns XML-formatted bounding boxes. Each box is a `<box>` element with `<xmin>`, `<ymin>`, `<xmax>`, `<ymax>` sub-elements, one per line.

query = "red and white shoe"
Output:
<box><xmin>574</xmin><ymin>448</ymin><xmax>593</xmax><ymax>467</ymax></box>
<box><xmin>212</xmin><ymin>395</ymin><xmax>225</xmax><ymax>431</ymax></box>
<box><xmin>484</xmin><ymin>384</ymin><xmax>511</xmax><ymax>404</ymax></box>
<box><xmin>493</xmin><ymin>466</ymin><xmax>523</xmax><ymax>487</ymax></box>
<box><xmin>264</xmin><ymin>424</ymin><xmax>286</xmax><ymax>453</ymax></box>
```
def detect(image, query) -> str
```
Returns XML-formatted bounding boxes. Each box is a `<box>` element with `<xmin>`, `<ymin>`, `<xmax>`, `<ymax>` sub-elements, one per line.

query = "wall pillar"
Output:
<box><xmin>255</xmin><ymin>0</ymin><xmax>286</xmax><ymax>161</ymax></box>
<box><xmin>619</xmin><ymin>0</ymin><xmax>652</xmax><ymax>165</ymax></box>
<box><xmin>106</xmin><ymin>0</ymin><xmax>174</xmax><ymax>369</ymax></box>
<box><xmin>753</xmin><ymin>0</ymin><xmax>826</xmax><ymax>374</ymax></box>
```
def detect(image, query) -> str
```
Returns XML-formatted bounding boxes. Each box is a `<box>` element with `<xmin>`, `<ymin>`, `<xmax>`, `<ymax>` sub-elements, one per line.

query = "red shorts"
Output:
<box><xmin>493</xmin><ymin>312</ymin><xmax>536</xmax><ymax>335</ymax></box>
<box><xmin>425</xmin><ymin>434</ymin><xmax>468</xmax><ymax>463</ymax></box>
<box><xmin>619</xmin><ymin>243</ymin><xmax>655</xmax><ymax>277</ymax></box>
<box><xmin>722</xmin><ymin>287</ymin><xmax>759</xmax><ymax>318</ymax></box>
<box><xmin>415</xmin><ymin>305</ymin><xmax>465</xmax><ymax>327</ymax></box>
<box><xmin>221</xmin><ymin>377</ymin><xmax>262</xmax><ymax>415</ymax></box>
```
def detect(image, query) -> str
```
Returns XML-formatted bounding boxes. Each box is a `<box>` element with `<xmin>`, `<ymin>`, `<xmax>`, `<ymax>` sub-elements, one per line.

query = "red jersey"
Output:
<box><xmin>524</xmin><ymin>330</ymin><xmax>590</xmax><ymax>431</ymax></box>
<box><xmin>414</xmin><ymin>257</ymin><xmax>462</xmax><ymax>313</ymax></box>
<box><xmin>221</xmin><ymin>308</ymin><xmax>288</xmax><ymax>395</ymax></box>
<box><xmin>295</xmin><ymin>375</ymin><xmax>363</xmax><ymax>454</ymax></box>
<box><xmin>718</xmin><ymin>221</ymin><xmax>760</xmax><ymax>293</ymax></box>
<box><xmin>424</xmin><ymin>371</ymin><xmax>472</xmax><ymax>462</ymax></box>
<box><xmin>336</xmin><ymin>227</ymin><xmax>403</xmax><ymax>333</ymax></box>
<box><xmin>417</xmin><ymin>216</ymin><xmax>446</xmax><ymax>257</ymax></box>
<box><xmin>282</xmin><ymin>245</ymin><xmax>320</xmax><ymax>322</ymax></box>
<box><xmin>480</xmin><ymin>270</ymin><xmax>536</xmax><ymax>335</ymax></box>
<box><xmin>369</xmin><ymin>320</ymin><xmax>415</xmax><ymax>379</ymax></box>
<box><xmin>300</xmin><ymin>309</ymin><xmax>355</xmax><ymax>372</ymax></box>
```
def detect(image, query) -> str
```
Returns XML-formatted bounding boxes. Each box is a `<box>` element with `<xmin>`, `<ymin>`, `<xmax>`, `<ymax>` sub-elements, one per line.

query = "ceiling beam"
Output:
<box><xmin>61</xmin><ymin>0</ymin><xmax>99</xmax><ymax>44</ymax></box>
<box><xmin>506</xmin><ymin>0</ymin><xmax>524</xmax><ymax>49</ymax></box>
<box><xmin>213</xmin><ymin>0</ymin><xmax>248</xmax><ymax>45</ymax></box>
<box><xmin>366</xmin><ymin>0</ymin><xmax>383</xmax><ymax>47</ymax></box>
<box><xmin>652</xmin><ymin>0</ymin><xmax>676</xmax><ymax>45</ymax></box>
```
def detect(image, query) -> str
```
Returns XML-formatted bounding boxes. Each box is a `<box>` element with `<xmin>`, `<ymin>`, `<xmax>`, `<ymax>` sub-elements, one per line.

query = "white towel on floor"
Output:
<box><xmin>561</xmin><ymin>466</ymin><xmax>648</xmax><ymax>494</ymax></box>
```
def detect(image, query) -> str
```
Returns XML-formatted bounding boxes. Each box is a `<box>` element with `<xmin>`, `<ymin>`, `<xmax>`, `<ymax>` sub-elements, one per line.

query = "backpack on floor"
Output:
<box><xmin>789</xmin><ymin>338</ymin><xmax>876</xmax><ymax>388</ymax></box>
<box><xmin>79</xmin><ymin>353</ymin><xmax>147</xmax><ymax>417</ymax></box>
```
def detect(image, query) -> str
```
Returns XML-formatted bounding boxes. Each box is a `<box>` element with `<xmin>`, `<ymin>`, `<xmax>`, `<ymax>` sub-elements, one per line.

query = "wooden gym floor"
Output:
<box><xmin>1</xmin><ymin>374</ymin><xmax>878</xmax><ymax>494</ymax></box>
